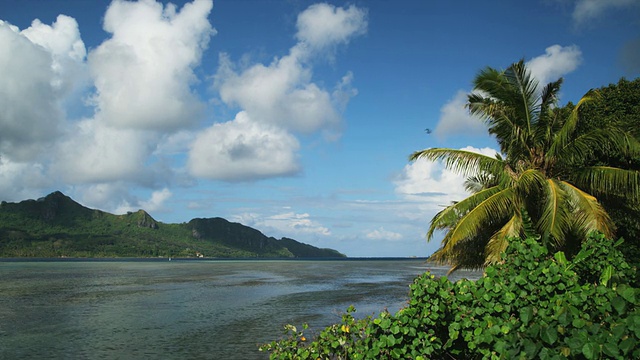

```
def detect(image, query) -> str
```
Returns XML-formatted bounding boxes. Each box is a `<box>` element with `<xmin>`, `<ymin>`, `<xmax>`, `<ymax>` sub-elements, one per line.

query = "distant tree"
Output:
<box><xmin>574</xmin><ymin>78</ymin><xmax>640</xmax><ymax>272</ymax></box>
<box><xmin>411</xmin><ymin>61</ymin><xmax>640</xmax><ymax>270</ymax></box>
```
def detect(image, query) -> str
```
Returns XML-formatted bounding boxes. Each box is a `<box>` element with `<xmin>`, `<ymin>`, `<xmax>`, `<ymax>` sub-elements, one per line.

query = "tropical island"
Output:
<box><xmin>0</xmin><ymin>191</ymin><xmax>345</xmax><ymax>259</ymax></box>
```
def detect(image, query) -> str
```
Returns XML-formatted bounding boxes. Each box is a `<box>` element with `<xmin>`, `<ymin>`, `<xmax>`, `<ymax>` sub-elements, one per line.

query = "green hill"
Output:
<box><xmin>0</xmin><ymin>191</ymin><xmax>346</xmax><ymax>259</ymax></box>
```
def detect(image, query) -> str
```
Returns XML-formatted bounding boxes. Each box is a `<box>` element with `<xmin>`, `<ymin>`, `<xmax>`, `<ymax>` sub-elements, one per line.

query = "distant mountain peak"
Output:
<box><xmin>129</xmin><ymin>209</ymin><xmax>159</xmax><ymax>229</ymax></box>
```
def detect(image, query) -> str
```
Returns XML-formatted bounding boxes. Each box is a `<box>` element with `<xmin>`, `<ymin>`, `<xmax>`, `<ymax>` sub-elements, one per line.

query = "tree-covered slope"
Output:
<box><xmin>0</xmin><ymin>191</ymin><xmax>345</xmax><ymax>258</ymax></box>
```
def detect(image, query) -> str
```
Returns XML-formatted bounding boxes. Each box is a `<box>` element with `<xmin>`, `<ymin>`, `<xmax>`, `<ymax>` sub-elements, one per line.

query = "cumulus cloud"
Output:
<box><xmin>115</xmin><ymin>188</ymin><xmax>172</xmax><ymax>214</ymax></box>
<box><xmin>188</xmin><ymin>111</ymin><xmax>301</xmax><ymax>181</ymax></box>
<box><xmin>88</xmin><ymin>0</ymin><xmax>213</xmax><ymax>131</ymax></box>
<box><xmin>366</xmin><ymin>227</ymin><xmax>403</xmax><ymax>241</ymax></box>
<box><xmin>571</xmin><ymin>0</ymin><xmax>638</xmax><ymax>25</ymax></box>
<box><xmin>215</xmin><ymin>52</ymin><xmax>342</xmax><ymax>134</ymax></box>
<box><xmin>72</xmin><ymin>182</ymin><xmax>135</xmax><ymax>212</ymax></box>
<box><xmin>197</xmin><ymin>3</ymin><xmax>367</xmax><ymax>181</ymax></box>
<box><xmin>0</xmin><ymin>0</ymin><xmax>366</xmax><ymax>213</ymax></box>
<box><xmin>0</xmin><ymin>158</ymin><xmax>51</xmax><ymax>201</ymax></box>
<box><xmin>295</xmin><ymin>3</ymin><xmax>367</xmax><ymax>56</ymax></box>
<box><xmin>214</xmin><ymin>4</ymin><xmax>366</xmax><ymax>137</ymax></box>
<box><xmin>233</xmin><ymin>211</ymin><xmax>331</xmax><ymax>238</ymax></box>
<box><xmin>0</xmin><ymin>0</ymin><xmax>216</xmax><ymax>203</ymax></box>
<box><xmin>0</xmin><ymin>19</ymin><xmax>81</xmax><ymax>161</ymax></box>
<box><xmin>20</xmin><ymin>15</ymin><xmax>87</xmax><ymax>90</ymax></box>
<box><xmin>526</xmin><ymin>44</ymin><xmax>582</xmax><ymax>86</ymax></box>
<box><xmin>52</xmin><ymin>118</ymin><xmax>159</xmax><ymax>184</ymax></box>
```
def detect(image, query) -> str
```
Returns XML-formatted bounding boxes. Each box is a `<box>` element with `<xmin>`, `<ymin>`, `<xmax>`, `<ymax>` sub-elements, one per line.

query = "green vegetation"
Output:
<box><xmin>260</xmin><ymin>67</ymin><xmax>640</xmax><ymax>358</ymax></box>
<box><xmin>572</xmin><ymin>78</ymin><xmax>640</xmax><ymax>277</ymax></box>
<box><xmin>0</xmin><ymin>191</ymin><xmax>345</xmax><ymax>258</ymax></box>
<box><xmin>410</xmin><ymin>61</ymin><xmax>640</xmax><ymax>270</ymax></box>
<box><xmin>260</xmin><ymin>233</ymin><xmax>640</xmax><ymax>359</ymax></box>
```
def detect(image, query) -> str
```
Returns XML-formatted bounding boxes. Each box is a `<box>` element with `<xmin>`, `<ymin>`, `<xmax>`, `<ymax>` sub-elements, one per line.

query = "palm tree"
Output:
<box><xmin>411</xmin><ymin>60</ymin><xmax>640</xmax><ymax>270</ymax></box>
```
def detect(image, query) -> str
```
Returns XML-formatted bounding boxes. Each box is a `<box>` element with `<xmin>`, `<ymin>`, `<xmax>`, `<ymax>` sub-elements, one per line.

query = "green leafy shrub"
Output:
<box><xmin>571</xmin><ymin>232</ymin><xmax>637</xmax><ymax>287</ymax></box>
<box><xmin>260</xmin><ymin>233</ymin><xmax>640</xmax><ymax>359</ymax></box>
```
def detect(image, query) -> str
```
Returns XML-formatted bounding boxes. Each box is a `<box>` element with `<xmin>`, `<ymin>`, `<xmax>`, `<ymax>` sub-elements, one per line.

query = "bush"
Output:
<box><xmin>260</xmin><ymin>233</ymin><xmax>640</xmax><ymax>359</ymax></box>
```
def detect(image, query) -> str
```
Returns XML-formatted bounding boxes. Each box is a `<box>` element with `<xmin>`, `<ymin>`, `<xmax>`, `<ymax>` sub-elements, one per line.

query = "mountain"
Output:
<box><xmin>0</xmin><ymin>191</ymin><xmax>346</xmax><ymax>258</ymax></box>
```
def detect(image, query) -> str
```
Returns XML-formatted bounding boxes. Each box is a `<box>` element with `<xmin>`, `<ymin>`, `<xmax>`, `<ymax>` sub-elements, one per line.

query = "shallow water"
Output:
<box><xmin>0</xmin><ymin>259</ymin><xmax>478</xmax><ymax>359</ymax></box>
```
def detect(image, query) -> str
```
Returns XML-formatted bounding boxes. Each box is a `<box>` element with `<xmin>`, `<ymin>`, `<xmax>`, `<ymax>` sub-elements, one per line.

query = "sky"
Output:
<box><xmin>0</xmin><ymin>0</ymin><xmax>638</xmax><ymax>257</ymax></box>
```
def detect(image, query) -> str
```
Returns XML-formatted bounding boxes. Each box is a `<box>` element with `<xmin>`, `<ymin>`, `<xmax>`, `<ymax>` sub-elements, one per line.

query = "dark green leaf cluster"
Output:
<box><xmin>571</xmin><ymin>78</ymin><xmax>640</xmax><ymax>281</ymax></box>
<box><xmin>261</xmin><ymin>233</ymin><xmax>640</xmax><ymax>359</ymax></box>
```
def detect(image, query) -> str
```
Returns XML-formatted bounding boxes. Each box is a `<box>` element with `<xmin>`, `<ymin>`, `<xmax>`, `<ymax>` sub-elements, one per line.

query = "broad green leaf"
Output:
<box><xmin>611</xmin><ymin>296</ymin><xmax>626</xmax><ymax>315</ymax></box>
<box><xmin>582</xmin><ymin>342</ymin><xmax>599</xmax><ymax>359</ymax></box>
<box><xmin>541</xmin><ymin>326</ymin><xmax>557</xmax><ymax>345</ymax></box>
<box><xmin>520</xmin><ymin>306</ymin><xmax>533</xmax><ymax>324</ymax></box>
<box><xmin>554</xmin><ymin>251</ymin><xmax>567</xmax><ymax>265</ymax></box>
<box><xmin>617</xmin><ymin>285</ymin><xmax>636</xmax><ymax>303</ymax></box>
<box><xmin>599</xmin><ymin>265</ymin><xmax>613</xmax><ymax>286</ymax></box>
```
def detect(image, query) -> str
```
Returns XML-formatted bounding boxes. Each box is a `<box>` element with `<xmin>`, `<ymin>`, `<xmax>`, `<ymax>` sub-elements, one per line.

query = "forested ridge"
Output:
<box><xmin>0</xmin><ymin>191</ymin><xmax>345</xmax><ymax>259</ymax></box>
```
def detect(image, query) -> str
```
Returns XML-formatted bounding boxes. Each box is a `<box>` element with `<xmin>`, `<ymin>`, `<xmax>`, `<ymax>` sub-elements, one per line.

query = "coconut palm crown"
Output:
<box><xmin>411</xmin><ymin>60</ymin><xmax>640</xmax><ymax>270</ymax></box>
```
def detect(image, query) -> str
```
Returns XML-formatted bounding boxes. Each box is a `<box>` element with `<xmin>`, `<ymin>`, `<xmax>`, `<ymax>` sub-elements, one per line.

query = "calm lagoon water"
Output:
<box><xmin>0</xmin><ymin>259</ymin><xmax>478</xmax><ymax>359</ymax></box>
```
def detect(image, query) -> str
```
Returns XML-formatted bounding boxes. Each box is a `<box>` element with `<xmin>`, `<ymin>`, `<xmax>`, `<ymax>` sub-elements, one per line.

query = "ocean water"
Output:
<box><xmin>0</xmin><ymin>259</ymin><xmax>478</xmax><ymax>359</ymax></box>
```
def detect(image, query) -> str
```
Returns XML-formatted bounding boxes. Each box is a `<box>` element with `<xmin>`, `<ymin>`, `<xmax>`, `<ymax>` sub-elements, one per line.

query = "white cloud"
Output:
<box><xmin>366</xmin><ymin>227</ymin><xmax>403</xmax><ymax>241</ymax></box>
<box><xmin>75</xmin><ymin>182</ymin><xmax>137</xmax><ymax>213</ymax></box>
<box><xmin>73</xmin><ymin>183</ymin><xmax>171</xmax><ymax>215</ymax></box>
<box><xmin>0</xmin><ymin>0</ymin><xmax>216</xmax><ymax>201</ymax></box>
<box><xmin>215</xmin><ymin>52</ymin><xmax>342</xmax><ymax>134</ymax></box>
<box><xmin>572</xmin><ymin>0</ymin><xmax>638</xmax><ymax>25</ymax></box>
<box><xmin>52</xmin><ymin>118</ymin><xmax>159</xmax><ymax>184</ymax></box>
<box><xmin>0</xmin><ymin>1</ymin><xmax>366</xmax><ymax>216</ymax></box>
<box><xmin>0</xmin><ymin>158</ymin><xmax>51</xmax><ymax>201</ymax></box>
<box><xmin>20</xmin><ymin>15</ymin><xmax>87</xmax><ymax>94</ymax></box>
<box><xmin>233</xmin><ymin>211</ymin><xmax>331</xmax><ymax>237</ymax></box>
<box><xmin>526</xmin><ymin>44</ymin><xmax>582</xmax><ymax>86</ymax></box>
<box><xmin>202</xmin><ymin>3</ymin><xmax>366</xmax><ymax>181</ymax></box>
<box><xmin>433</xmin><ymin>90</ymin><xmax>486</xmax><ymax>138</ymax></box>
<box><xmin>269</xmin><ymin>212</ymin><xmax>332</xmax><ymax>236</ymax></box>
<box><xmin>20</xmin><ymin>15</ymin><xmax>85</xmax><ymax>61</ymax></box>
<box><xmin>295</xmin><ymin>3</ymin><xmax>367</xmax><ymax>56</ymax></box>
<box><xmin>187</xmin><ymin>111</ymin><xmax>301</xmax><ymax>181</ymax></box>
<box><xmin>139</xmin><ymin>188</ymin><xmax>172</xmax><ymax>212</ymax></box>
<box><xmin>88</xmin><ymin>0</ymin><xmax>213</xmax><ymax>131</ymax></box>
<box><xmin>115</xmin><ymin>187</ymin><xmax>172</xmax><ymax>214</ymax></box>
<box><xmin>0</xmin><ymin>21</ymin><xmax>66</xmax><ymax>160</ymax></box>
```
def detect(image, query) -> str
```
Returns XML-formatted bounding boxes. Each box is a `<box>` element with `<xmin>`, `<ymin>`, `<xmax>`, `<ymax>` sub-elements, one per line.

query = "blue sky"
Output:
<box><xmin>0</xmin><ymin>0</ymin><xmax>638</xmax><ymax>257</ymax></box>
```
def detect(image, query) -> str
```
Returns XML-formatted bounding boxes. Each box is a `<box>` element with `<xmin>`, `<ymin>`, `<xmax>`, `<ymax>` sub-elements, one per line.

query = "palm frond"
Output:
<box><xmin>442</xmin><ymin>187</ymin><xmax>514</xmax><ymax>253</ymax></box>
<box><xmin>520</xmin><ymin>208</ymin><xmax>539</xmax><ymax>239</ymax></box>
<box><xmin>426</xmin><ymin>186</ymin><xmax>501</xmax><ymax>240</ymax></box>
<box><xmin>503</xmin><ymin>60</ymin><xmax>538</xmax><ymax>135</ymax></box>
<box><xmin>537</xmin><ymin>178</ymin><xmax>571</xmax><ymax>246</ymax></box>
<box><xmin>559</xmin><ymin>181</ymin><xmax>615</xmax><ymax>238</ymax></box>
<box><xmin>573</xmin><ymin>166</ymin><xmax>640</xmax><ymax>203</ymax></box>
<box><xmin>548</xmin><ymin>91</ymin><xmax>597</xmax><ymax>160</ymax></box>
<box><xmin>484</xmin><ymin>214</ymin><xmax>522</xmax><ymax>264</ymax></box>
<box><xmin>409</xmin><ymin>148</ymin><xmax>504</xmax><ymax>178</ymax></box>
<box><xmin>533</xmin><ymin>79</ymin><xmax>563</xmax><ymax>150</ymax></box>
<box><xmin>539</xmin><ymin>78</ymin><xmax>563</xmax><ymax>109</ymax></box>
<box><xmin>550</xmin><ymin>123</ymin><xmax>640</xmax><ymax>170</ymax></box>
<box><xmin>511</xmin><ymin>169</ymin><xmax>546</xmax><ymax>207</ymax></box>
<box><xmin>464</xmin><ymin>172</ymin><xmax>497</xmax><ymax>193</ymax></box>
